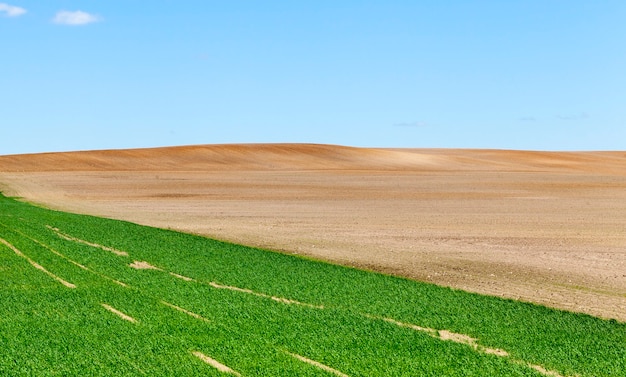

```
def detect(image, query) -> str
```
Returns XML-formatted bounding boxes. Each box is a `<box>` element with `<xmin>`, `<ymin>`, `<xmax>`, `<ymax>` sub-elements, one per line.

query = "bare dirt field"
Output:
<box><xmin>1</xmin><ymin>144</ymin><xmax>625</xmax><ymax>321</ymax></box>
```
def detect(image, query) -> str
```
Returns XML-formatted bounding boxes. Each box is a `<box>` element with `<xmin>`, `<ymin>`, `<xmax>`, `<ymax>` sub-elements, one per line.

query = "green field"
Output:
<box><xmin>0</xmin><ymin>193</ymin><xmax>624</xmax><ymax>376</ymax></box>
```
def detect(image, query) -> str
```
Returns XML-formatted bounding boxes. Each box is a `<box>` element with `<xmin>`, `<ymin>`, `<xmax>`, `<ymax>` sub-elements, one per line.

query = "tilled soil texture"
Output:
<box><xmin>1</xmin><ymin>144</ymin><xmax>625</xmax><ymax>321</ymax></box>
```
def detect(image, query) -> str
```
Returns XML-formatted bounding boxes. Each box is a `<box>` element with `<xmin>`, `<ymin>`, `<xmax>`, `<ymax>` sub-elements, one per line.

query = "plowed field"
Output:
<box><xmin>1</xmin><ymin>144</ymin><xmax>625</xmax><ymax>321</ymax></box>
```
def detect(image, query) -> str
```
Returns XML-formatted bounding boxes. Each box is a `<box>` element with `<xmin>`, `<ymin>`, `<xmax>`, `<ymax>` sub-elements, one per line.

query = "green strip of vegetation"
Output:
<box><xmin>0</xmin><ymin>193</ymin><xmax>624</xmax><ymax>376</ymax></box>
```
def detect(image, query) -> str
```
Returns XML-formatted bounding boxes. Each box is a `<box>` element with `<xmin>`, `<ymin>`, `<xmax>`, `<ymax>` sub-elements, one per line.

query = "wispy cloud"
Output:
<box><xmin>393</xmin><ymin>121</ymin><xmax>429</xmax><ymax>128</ymax></box>
<box><xmin>556</xmin><ymin>112</ymin><xmax>589</xmax><ymax>121</ymax></box>
<box><xmin>53</xmin><ymin>10</ymin><xmax>100</xmax><ymax>25</ymax></box>
<box><xmin>519</xmin><ymin>116</ymin><xmax>537</xmax><ymax>122</ymax></box>
<box><xmin>0</xmin><ymin>3</ymin><xmax>26</xmax><ymax>17</ymax></box>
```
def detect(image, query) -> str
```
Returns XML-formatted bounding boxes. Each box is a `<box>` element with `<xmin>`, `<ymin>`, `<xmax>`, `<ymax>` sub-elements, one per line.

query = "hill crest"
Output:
<box><xmin>1</xmin><ymin>143</ymin><xmax>625</xmax><ymax>174</ymax></box>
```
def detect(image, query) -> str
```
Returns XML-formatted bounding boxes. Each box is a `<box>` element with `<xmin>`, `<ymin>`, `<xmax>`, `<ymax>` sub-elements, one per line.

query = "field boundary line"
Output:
<box><xmin>192</xmin><ymin>351</ymin><xmax>241</xmax><ymax>376</ymax></box>
<box><xmin>46</xmin><ymin>225</ymin><xmax>128</xmax><ymax>257</ymax></box>
<box><xmin>101</xmin><ymin>303</ymin><xmax>138</xmax><ymax>323</ymax></box>
<box><xmin>285</xmin><ymin>351</ymin><xmax>350</xmax><ymax>377</ymax></box>
<box><xmin>160</xmin><ymin>300</ymin><xmax>210</xmax><ymax>323</ymax></box>
<box><xmin>0</xmin><ymin>237</ymin><xmax>76</xmax><ymax>289</ymax></box>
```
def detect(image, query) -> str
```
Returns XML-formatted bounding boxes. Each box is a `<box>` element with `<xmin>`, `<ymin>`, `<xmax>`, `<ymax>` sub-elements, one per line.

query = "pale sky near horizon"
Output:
<box><xmin>2</xmin><ymin>1</ymin><xmax>625</xmax><ymax>155</ymax></box>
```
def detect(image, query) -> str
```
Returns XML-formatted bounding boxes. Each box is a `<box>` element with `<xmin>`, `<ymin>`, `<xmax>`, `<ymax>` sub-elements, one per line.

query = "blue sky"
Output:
<box><xmin>2</xmin><ymin>1</ymin><xmax>625</xmax><ymax>154</ymax></box>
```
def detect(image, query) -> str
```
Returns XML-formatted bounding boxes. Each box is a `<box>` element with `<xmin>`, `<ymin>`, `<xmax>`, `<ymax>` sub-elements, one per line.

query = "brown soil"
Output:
<box><xmin>1</xmin><ymin>144</ymin><xmax>625</xmax><ymax>321</ymax></box>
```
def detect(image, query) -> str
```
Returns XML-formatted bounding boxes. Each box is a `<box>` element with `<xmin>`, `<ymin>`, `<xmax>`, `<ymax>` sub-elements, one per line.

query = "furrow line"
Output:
<box><xmin>128</xmin><ymin>258</ymin><xmax>321</xmax><ymax>309</ymax></box>
<box><xmin>370</xmin><ymin>315</ymin><xmax>575</xmax><ymax>377</ymax></box>
<box><xmin>129</xmin><ymin>260</ymin><xmax>162</xmax><ymax>270</ymax></box>
<box><xmin>209</xmin><ymin>282</ymin><xmax>324</xmax><ymax>309</ymax></box>
<box><xmin>0</xmin><ymin>237</ymin><xmax>76</xmax><ymax>289</ymax></box>
<box><xmin>129</xmin><ymin>261</ymin><xmax>193</xmax><ymax>281</ymax></box>
<box><xmin>285</xmin><ymin>351</ymin><xmax>350</xmax><ymax>377</ymax></box>
<box><xmin>101</xmin><ymin>303</ymin><xmax>138</xmax><ymax>323</ymax></box>
<box><xmin>192</xmin><ymin>351</ymin><xmax>241</xmax><ymax>376</ymax></box>
<box><xmin>0</xmin><ymin>225</ymin><xmax>128</xmax><ymax>288</ymax></box>
<box><xmin>46</xmin><ymin>225</ymin><xmax>128</xmax><ymax>256</ymax></box>
<box><xmin>169</xmin><ymin>272</ymin><xmax>193</xmax><ymax>281</ymax></box>
<box><xmin>160</xmin><ymin>300</ymin><xmax>210</xmax><ymax>323</ymax></box>
<box><xmin>525</xmin><ymin>363</ymin><xmax>574</xmax><ymax>377</ymax></box>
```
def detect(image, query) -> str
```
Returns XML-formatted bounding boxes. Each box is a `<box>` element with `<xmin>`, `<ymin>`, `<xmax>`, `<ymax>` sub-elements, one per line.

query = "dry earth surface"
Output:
<box><xmin>1</xmin><ymin>144</ymin><xmax>625</xmax><ymax>321</ymax></box>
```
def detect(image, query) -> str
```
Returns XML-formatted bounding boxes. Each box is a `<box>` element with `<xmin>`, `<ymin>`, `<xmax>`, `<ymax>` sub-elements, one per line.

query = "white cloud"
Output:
<box><xmin>556</xmin><ymin>112</ymin><xmax>590</xmax><ymax>121</ymax></box>
<box><xmin>53</xmin><ymin>10</ymin><xmax>100</xmax><ymax>25</ymax></box>
<box><xmin>0</xmin><ymin>3</ymin><xmax>27</xmax><ymax>17</ymax></box>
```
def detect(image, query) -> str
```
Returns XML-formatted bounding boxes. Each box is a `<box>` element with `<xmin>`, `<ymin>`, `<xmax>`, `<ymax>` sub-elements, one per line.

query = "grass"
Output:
<box><xmin>0</xmin><ymin>193</ymin><xmax>624</xmax><ymax>376</ymax></box>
